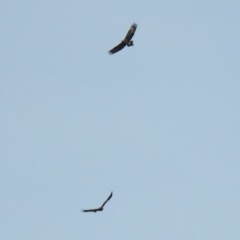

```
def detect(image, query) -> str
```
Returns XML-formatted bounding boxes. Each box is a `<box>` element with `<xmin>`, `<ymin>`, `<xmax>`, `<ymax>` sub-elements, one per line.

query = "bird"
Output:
<box><xmin>109</xmin><ymin>23</ymin><xmax>138</xmax><ymax>54</ymax></box>
<box><xmin>81</xmin><ymin>192</ymin><xmax>113</xmax><ymax>213</ymax></box>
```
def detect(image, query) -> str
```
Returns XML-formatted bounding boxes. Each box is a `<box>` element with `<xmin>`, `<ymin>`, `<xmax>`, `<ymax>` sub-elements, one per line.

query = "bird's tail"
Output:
<box><xmin>127</xmin><ymin>41</ymin><xmax>134</xmax><ymax>47</ymax></box>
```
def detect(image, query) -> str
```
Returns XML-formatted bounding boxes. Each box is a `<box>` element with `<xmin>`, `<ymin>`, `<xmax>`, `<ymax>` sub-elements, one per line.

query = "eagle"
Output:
<box><xmin>109</xmin><ymin>23</ymin><xmax>138</xmax><ymax>54</ymax></box>
<box><xmin>81</xmin><ymin>192</ymin><xmax>113</xmax><ymax>213</ymax></box>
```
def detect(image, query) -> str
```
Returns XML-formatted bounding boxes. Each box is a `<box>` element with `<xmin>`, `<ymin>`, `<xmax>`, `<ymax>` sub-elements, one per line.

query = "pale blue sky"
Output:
<box><xmin>1</xmin><ymin>1</ymin><xmax>240</xmax><ymax>239</ymax></box>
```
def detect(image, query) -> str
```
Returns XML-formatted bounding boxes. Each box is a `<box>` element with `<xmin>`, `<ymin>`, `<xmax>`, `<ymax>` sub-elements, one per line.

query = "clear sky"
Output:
<box><xmin>1</xmin><ymin>1</ymin><xmax>240</xmax><ymax>239</ymax></box>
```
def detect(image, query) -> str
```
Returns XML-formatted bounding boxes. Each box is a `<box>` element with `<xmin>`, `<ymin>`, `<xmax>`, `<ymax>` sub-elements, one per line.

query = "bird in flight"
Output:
<box><xmin>81</xmin><ymin>192</ymin><xmax>113</xmax><ymax>213</ymax></box>
<box><xmin>109</xmin><ymin>23</ymin><xmax>138</xmax><ymax>54</ymax></box>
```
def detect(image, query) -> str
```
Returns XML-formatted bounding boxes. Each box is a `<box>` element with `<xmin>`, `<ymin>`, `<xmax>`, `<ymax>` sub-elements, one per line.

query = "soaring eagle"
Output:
<box><xmin>109</xmin><ymin>23</ymin><xmax>138</xmax><ymax>54</ymax></box>
<box><xmin>81</xmin><ymin>192</ymin><xmax>113</xmax><ymax>213</ymax></box>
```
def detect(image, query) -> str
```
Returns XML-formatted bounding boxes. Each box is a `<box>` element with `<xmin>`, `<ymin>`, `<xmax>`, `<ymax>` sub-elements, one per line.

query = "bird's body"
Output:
<box><xmin>109</xmin><ymin>23</ymin><xmax>137</xmax><ymax>54</ymax></box>
<box><xmin>81</xmin><ymin>192</ymin><xmax>113</xmax><ymax>213</ymax></box>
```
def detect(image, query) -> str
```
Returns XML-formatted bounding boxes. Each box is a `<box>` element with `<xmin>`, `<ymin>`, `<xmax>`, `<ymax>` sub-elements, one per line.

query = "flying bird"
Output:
<box><xmin>81</xmin><ymin>192</ymin><xmax>113</xmax><ymax>213</ymax></box>
<box><xmin>109</xmin><ymin>23</ymin><xmax>138</xmax><ymax>54</ymax></box>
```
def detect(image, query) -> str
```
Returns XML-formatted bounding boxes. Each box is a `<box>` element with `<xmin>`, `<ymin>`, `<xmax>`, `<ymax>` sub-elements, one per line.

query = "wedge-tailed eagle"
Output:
<box><xmin>109</xmin><ymin>23</ymin><xmax>137</xmax><ymax>54</ymax></box>
<box><xmin>81</xmin><ymin>192</ymin><xmax>113</xmax><ymax>213</ymax></box>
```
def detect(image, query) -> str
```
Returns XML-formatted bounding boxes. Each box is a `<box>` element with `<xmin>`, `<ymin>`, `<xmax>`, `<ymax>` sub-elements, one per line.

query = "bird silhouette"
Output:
<box><xmin>109</xmin><ymin>23</ymin><xmax>137</xmax><ymax>54</ymax></box>
<box><xmin>81</xmin><ymin>192</ymin><xmax>113</xmax><ymax>213</ymax></box>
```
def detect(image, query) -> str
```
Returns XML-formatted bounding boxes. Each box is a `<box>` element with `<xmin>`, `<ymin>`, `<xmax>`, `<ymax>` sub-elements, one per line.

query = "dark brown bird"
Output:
<box><xmin>109</xmin><ymin>23</ymin><xmax>137</xmax><ymax>54</ymax></box>
<box><xmin>81</xmin><ymin>192</ymin><xmax>113</xmax><ymax>213</ymax></box>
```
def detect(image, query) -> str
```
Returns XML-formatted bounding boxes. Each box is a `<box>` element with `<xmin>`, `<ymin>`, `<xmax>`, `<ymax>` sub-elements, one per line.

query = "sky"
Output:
<box><xmin>1</xmin><ymin>0</ymin><xmax>240</xmax><ymax>239</ymax></box>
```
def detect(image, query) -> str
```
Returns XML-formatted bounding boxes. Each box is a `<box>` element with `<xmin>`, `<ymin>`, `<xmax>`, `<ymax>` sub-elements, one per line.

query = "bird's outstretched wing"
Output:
<box><xmin>81</xmin><ymin>208</ymin><xmax>99</xmax><ymax>212</ymax></box>
<box><xmin>124</xmin><ymin>23</ymin><xmax>137</xmax><ymax>42</ymax></box>
<box><xmin>100</xmin><ymin>192</ymin><xmax>113</xmax><ymax>208</ymax></box>
<box><xmin>109</xmin><ymin>42</ymin><xmax>126</xmax><ymax>54</ymax></box>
